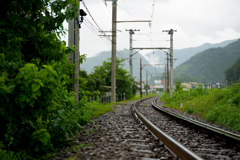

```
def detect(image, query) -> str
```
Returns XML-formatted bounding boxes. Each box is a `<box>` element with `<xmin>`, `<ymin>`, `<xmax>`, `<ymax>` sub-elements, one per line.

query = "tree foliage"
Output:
<box><xmin>81</xmin><ymin>58</ymin><xmax>137</xmax><ymax>99</ymax></box>
<box><xmin>225</xmin><ymin>57</ymin><xmax>240</xmax><ymax>82</ymax></box>
<box><xmin>0</xmin><ymin>0</ymin><xmax>87</xmax><ymax>157</ymax></box>
<box><xmin>174</xmin><ymin>39</ymin><xmax>240</xmax><ymax>83</ymax></box>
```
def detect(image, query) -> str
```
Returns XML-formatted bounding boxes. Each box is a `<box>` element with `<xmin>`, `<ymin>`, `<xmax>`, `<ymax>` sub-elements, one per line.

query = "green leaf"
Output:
<box><xmin>36</xmin><ymin>90</ymin><xmax>41</xmax><ymax>97</ymax></box>
<box><xmin>58</xmin><ymin>109</ymin><xmax>67</xmax><ymax>119</ymax></box>
<box><xmin>20</xmin><ymin>94</ymin><xmax>27</xmax><ymax>102</ymax></box>
<box><xmin>32</xmin><ymin>84</ymin><xmax>40</xmax><ymax>92</ymax></box>
<box><xmin>0</xmin><ymin>84</ymin><xmax>11</xmax><ymax>93</ymax></box>
<box><xmin>29</xmin><ymin>99</ymin><xmax>35</xmax><ymax>107</ymax></box>
<box><xmin>32</xmin><ymin>93</ymin><xmax>37</xmax><ymax>100</ymax></box>
<box><xmin>39</xmin><ymin>132</ymin><xmax>51</xmax><ymax>146</ymax></box>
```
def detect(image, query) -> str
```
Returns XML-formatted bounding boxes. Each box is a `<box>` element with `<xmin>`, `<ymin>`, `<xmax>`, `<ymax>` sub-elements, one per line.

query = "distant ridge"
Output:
<box><xmin>81</xmin><ymin>39</ymin><xmax>238</xmax><ymax>80</ymax></box>
<box><xmin>145</xmin><ymin>39</ymin><xmax>237</xmax><ymax>68</ymax></box>
<box><xmin>174</xmin><ymin>39</ymin><xmax>240</xmax><ymax>83</ymax></box>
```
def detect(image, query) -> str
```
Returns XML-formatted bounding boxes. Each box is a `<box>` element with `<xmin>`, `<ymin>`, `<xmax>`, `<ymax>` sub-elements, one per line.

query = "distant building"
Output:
<box><xmin>181</xmin><ymin>82</ymin><xmax>198</xmax><ymax>90</ymax></box>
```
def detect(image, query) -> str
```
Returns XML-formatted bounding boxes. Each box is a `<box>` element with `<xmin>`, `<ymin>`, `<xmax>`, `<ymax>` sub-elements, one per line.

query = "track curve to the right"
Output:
<box><xmin>135</xmin><ymin>95</ymin><xmax>240</xmax><ymax>160</ymax></box>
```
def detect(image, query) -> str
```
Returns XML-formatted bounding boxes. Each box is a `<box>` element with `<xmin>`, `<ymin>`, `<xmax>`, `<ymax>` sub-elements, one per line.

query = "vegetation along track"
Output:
<box><xmin>59</xmin><ymin>97</ymin><xmax>190</xmax><ymax>159</ymax></box>
<box><xmin>135</xmin><ymin>95</ymin><xmax>240</xmax><ymax>160</ymax></box>
<box><xmin>54</xmin><ymin>95</ymin><xmax>240</xmax><ymax>159</ymax></box>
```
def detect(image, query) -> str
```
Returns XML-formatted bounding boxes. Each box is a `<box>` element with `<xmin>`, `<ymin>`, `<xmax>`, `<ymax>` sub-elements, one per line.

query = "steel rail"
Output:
<box><xmin>133</xmin><ymin>98</ymin><xmax>204</xmax><ymax>160</ymax></box>
<box><xmin>151</xmin><ymin>100</ymin><xmax>240</xmax><ymax>142</ymax></box>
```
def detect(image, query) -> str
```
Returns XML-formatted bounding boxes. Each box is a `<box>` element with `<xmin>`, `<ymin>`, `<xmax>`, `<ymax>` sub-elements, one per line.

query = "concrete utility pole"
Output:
<box><xmin>126</xmin><ymin>29</ymin><xmax>140</xmax><ymax>77</ymax></box>
<box><xmin>68</xmin><ymin>3</ymin><xmax>80</xmax><ymax>103</ymax></box>
<box><xmin>151</xmin><ymin>74</ymin><xmax>152</xmax><ymax>95</ymax></box>
<box><xmin>111</xmin><ymin>0</ymin><xmax>117</xmax><ymax>102</ymax></box>
<box><xmin>167</xmin><ymin>54</ymin><xmax>169</xmax><ymax>93</ymax></box>
<box><xmin>140</xmin><ymin>58</ymin><xmax>142</xmax><ymax>98</ymax></box>
<box><xmin>163</xmin><ymin>29</ymin><xmax>177</xmax><ymax>98</ymax></box>
<box><xmin>146</xmin><ymin>70</ymin><xmax>148</xmax><ymax>96</ymax></box>
<box><xmin>165</xmin><ymin>65</ymin><xmax>167</xmax><ymax>94</ymax></box>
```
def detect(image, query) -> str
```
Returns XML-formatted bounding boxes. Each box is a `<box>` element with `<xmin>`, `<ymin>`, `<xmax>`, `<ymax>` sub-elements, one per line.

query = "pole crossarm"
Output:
<box><xmin>115</xmin><ymin>20</ymin><xmax>151</xmax><ymax>23</ymax></box>
<box><xmin>141</xmin><ymin>63</ymin><xmax>165</xmax><ymax>69</ymax></box>
<box><xmin>133</xmin><ymin>47</ymin><xmax>169</xmax><ymax>50</ymax></box>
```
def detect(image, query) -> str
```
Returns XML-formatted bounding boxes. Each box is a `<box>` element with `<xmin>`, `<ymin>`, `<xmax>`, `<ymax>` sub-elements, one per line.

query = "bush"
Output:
<box><xmin>0</xmin><ymin>63</ymin><xmax>85</xmax><ymax>156</ymax></box>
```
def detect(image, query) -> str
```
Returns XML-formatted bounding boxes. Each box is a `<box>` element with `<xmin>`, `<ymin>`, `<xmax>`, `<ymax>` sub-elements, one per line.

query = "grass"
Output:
<box><xmin>85</xmin><ymin>93</ymin><xmax>160</xmax><ymax>119</ymax></box>
<box><xmin>160</xmin><ymin>84</ymin><xmax>240</xmax><ymax>131</ymax></box>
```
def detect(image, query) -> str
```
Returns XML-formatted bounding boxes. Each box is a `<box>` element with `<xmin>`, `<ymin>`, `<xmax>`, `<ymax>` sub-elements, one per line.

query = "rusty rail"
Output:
<box><xmin>151</xmin><ymin>99</ymin><xmax>240</xmax><ymax>142</ymax></box>
<box><xmin>133</xmin><ymin>97</ymin><xmax>204</xmax><ymax>160</ymax></box>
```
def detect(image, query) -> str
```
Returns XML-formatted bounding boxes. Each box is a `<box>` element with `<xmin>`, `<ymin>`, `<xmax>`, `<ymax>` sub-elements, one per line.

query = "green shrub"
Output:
<box><xmin>161</xmin><ymin>83</ymin><xmax>240</xmax><ymax>131</ymax></box>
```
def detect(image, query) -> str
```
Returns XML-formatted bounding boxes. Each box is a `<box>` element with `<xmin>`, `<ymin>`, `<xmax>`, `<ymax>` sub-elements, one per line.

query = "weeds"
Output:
<box><xmin>161</xmin><ymin>83</ymin><xmax>240</xmax><ymax>131</ymax></box>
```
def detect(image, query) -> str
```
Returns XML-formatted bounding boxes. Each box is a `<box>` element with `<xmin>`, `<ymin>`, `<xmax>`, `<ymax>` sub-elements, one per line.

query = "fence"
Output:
<box><xmin>88</xmin><ymin>93</ymin><xmax>125</xmax><ymax>104</ymax></box>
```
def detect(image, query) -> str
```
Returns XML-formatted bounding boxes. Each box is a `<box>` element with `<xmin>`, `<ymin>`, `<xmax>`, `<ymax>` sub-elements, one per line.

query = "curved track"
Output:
<box><xmin>135</xmin><ymin>95</ymin><xmax>240</xmax><ymax>160</ymax></box>
<box><xmin>53</xmin><ymin>95</ymin><xmax>240</xmax><ymax>160</ymax></box>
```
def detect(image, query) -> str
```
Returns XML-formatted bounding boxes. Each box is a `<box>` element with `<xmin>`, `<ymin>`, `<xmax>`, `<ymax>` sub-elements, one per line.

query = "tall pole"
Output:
<box><xmin>167</xmin><ymin>54</ymin><xmax>169</xmax><ymax>93</ymax></box>
<box><xmin>111</xmin><ymin>0</ymin><xmax>117</xmax><ymax>102</ymax></box>
<box><xmin>151</xmin><ymin>74</ymin><xmax>152</xmax><ymax>96</ymax></box>
<box><xmin>163</xmin><ymin>29</ymin><xmax>176</xmax><ymax>98</ymax></box>
<box><xmin>140</xmin><ymin>58</ymin><xmax>142</xmax><ymax>98</ymax></box>
<box><xmin>146</xmin><ymin>70</ymin><xmax>148</xmax><ymax>96</ymax></box>
<box><xmin>165</xmin><ymin>65</ymin><xmax>166</xmax><ymax>94</ymax></box>
<box><xmin>126</xmin><ymin>29</ymin><xmax>140</xmax><ymax>77</ymax></box>
<box><xmin>129</xmin><ymin>29</ymin><xmax>133</xmax><ymax>77</ymax></box>
<box><xmin>68</xmin><ymin>3</ymin><xmax>79</xmax><ymax>103</ymax></box>
<box><xmin>169</xmin><ymin>29</ymin><xmax>174</xmax><ymax>98</ymax></box>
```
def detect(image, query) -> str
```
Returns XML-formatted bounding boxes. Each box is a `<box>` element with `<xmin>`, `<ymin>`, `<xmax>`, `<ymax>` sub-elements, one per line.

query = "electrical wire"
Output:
<box><xmin>82</xmin><ymin>0</ymin><xmax>103</xmax><ymax>32</ymax></box>
<box><xmin>150</xmin><ymin>0</ymin><xmax>156</xmax><ymax>35</ymax></box>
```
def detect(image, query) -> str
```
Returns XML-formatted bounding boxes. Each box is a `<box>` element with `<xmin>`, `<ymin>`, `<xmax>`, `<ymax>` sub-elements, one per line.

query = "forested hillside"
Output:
<box><xmin>225</xmin><ymin>57</ymin><xmax>240</xmax><ymax>82</ymax></box>
<box><xmin>174</xmin><ymin>39</ymin><xmax>240</xmax><ymax>83</ymax></box>
<box><xmin>145</xmin><ymin>39</ymin><xmax>237</xmax><ymax>68</ymax></box>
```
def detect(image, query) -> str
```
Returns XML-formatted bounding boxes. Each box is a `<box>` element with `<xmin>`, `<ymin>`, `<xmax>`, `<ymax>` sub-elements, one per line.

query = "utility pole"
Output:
<box><xmin>146</xmin><ymin>70</ymin><xmax>148</xmax><ymax>96</ymax></box>
<box><xmin>68</xmin><ymin>3</ymin><xmax>80</xmax><ymax>103</ymax></box>
<box><xmin>126</xmin><ymin>29</ymin><xmax>140</xmax><ymax>77</ymax></box>
<box><xmin>165</xmin><ymin>65</ymin><xmax>167</xmax><ymax>94</ymax></box>
<box><xmin>140</xmin><ymin>58</ymin><xmax>142</xmax><ymax>98</ymax></box>
<box><xmin>151</xmin><ymin>74</ymin><xmax>152</xmax><ymax>95</ymax></box>
<box><xmin>167</xmin><ymin>53</ymin><xmax>169</xmax><ymax>93</ymax></box>
<box><xmin>163</xmin><ymin>29</ymin><xmax>177</xmax><ymax>98</ymax></box>
<box><xmin>111</xmin><ymin>0</ymin><xmax>117</xmax><ymax>102</ymax></box>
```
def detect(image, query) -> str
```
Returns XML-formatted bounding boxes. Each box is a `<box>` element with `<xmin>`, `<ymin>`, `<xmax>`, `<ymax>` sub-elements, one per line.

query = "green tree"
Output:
<box><xmin>0</xmin><ymin>0</ymin><xmax>85</xmax><ymax>157</ymax></box>
<box><xmin>90</xmin><ymin>58</ymin><xmax>137</xmax><ymax>99</ymax></box>
<box><xmin>225</xmin><ymin>57</ymin><xmax>240</xmax><ymax>82</ymax></box>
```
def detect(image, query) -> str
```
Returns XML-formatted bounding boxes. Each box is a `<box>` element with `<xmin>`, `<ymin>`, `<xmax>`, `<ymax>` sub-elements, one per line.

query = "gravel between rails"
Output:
<box><xmin>51</xmin><ymin>98</ymin><xmax>177</xmax><ymax>160</ymax></box>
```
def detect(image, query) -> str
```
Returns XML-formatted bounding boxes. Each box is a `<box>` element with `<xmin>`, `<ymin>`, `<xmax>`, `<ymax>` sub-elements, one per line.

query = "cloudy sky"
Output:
<box><xmin>62</xmin><ymin>0</ymin><xmax>240</xmax><ymax>58</ymax></box>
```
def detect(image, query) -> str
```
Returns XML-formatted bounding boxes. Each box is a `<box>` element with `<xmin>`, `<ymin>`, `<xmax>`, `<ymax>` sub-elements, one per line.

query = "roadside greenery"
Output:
<box><xmin>0</xmin><ymin>0</ymin><xmax>86</xmax><ymax>158</ymax></box>
<box><xmin>79</xmin><ymin>58</ymin><xmax>137</xmax><ymax>100</ymax></box>
<box><xmin>161</xmin><ymin>81</ymin><xmax>240</xmax><ymax>131</ymax></box>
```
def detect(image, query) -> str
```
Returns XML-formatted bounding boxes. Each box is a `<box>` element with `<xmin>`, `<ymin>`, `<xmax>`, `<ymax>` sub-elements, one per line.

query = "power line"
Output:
<box><xmin>82</xmin><ymin>0</ymin><xmax>103</xmax><ymax>32</ymax></box>
<box><xmin>150</xmin><ymin>0</ymin><xmax>156</xmax><ymax>34</ymax></box>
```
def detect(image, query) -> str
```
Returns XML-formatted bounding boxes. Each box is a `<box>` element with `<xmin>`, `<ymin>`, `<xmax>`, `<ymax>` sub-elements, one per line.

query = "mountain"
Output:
<box><xmin>173</xmin><ymin>39</ymin><xmax>240</xmax><ymax>83</ymax></box>
<box><xmin>81</xmin><ymin>49</ymin><xmax>164</xmax><ymax>80</ymax></box>
<box><xmin>81</xmin><ymin>39</ymin><xmax>237</xmax><ymax>81</ymax></box>
<box><xmin>224</xmin><ymin>57</ymin><xmax>240</xmax><ymax>82</ymax></box>
<box><xmin>145</xmin><ymin>39</ymin><xmax>237</xmax><ymax>68</ymax></box>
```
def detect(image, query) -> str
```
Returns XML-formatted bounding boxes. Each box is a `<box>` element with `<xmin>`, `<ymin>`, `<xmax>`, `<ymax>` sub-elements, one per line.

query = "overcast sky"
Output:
<box><xmin>62</xmin><ymin>0</ymin><xmax>240</xmax><ymax>58</ymax></box>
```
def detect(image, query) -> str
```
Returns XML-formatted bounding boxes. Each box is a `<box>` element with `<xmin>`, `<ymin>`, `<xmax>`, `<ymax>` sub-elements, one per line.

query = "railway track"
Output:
<box><xmin>53</xmin><ymin>95</ymin><xmax>240</xmax><ymax>159</ymax></box>
<box><xmin>136</xmin><ymin>96</ymin><xmax>240</xmax><ymax>160</ymax></box>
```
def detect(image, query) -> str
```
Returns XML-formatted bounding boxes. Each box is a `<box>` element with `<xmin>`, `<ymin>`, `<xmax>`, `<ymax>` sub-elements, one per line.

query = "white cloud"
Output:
<box><xmin>62</xmin><ymin>0</ymin><xmax>240</xmax><ymax>57</ymax></box>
